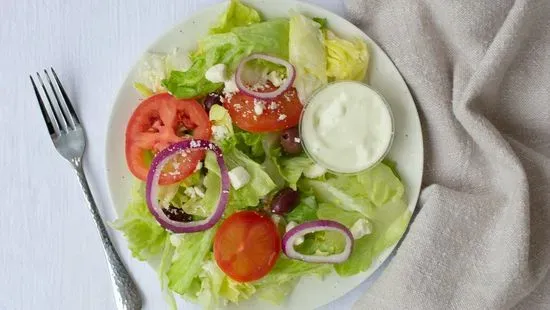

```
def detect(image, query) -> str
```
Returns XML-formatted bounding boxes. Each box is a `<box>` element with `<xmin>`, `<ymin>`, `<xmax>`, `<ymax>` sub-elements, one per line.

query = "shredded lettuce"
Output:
<box><xmin>158</xmin><ymin>239</ymin><xmax>178</xmax><ymax>310</ymax></box>
<box><xmin>255</xmin><ymin>257</ymin><xmax>332</xmax><ymax>304</ymax></box>
<box><xmin>164</xmin><ymin>19</ymin><xmax>289</xmax><ymax>98</ymax></box>
<box><xmin>167</xmin><ymin>229</ymin><xmax>216</xmax><ymax>295</ymax></box>
<box><xmin>225</xmin><ymin>148</ymin><xmax>277</xmax><ymax>211</ymax></box>
<box><xmin>260</xmin><ymin>136</ymin><xmax>315</xmax><ymax>190</ymax></box>
<box><xmin>220</xmin><ymin>277</ymin><xmax>256</xmax><ymax>304</ymax></box>
<box><xmin>289</xmin><ymin>13</ymin><xmax>327</xmax><ymax>102</ymax></box>
<box><xmin>234</xmin><ymin>131</ymin><xmax>265</xmax><ymax>160</ymax></box>
<box><xmin>286</xmin><ymin>196</ymin><xmax>318</xmax><ymax>223</ymax></box>
<box><xmin>302</xmin><ymin>163</ymin><xmax>410</xmax><ymax>276</ymax></box>
<box><xmin>196</xmin><ymin>258</ymin><xmax>225</xmax><ymax>310</ymax></box>
<box><xmin>112</xmin><ymin>182</ymin><xmax>167</xmax><ymax>260</ymax></box>
<box><xmin>134</xmin><ymin>49</ymin><xmax>192</xmax><ymax>96</ymax></box>
<box><xmin>209</xmin><ymin>0</ymin><xmax>262</xmax><ymax>34</ymax></box>
<box><xmin>295</xmin><ymin>230</ymin><xmax>346</xmax><ymax>256</ymax></box>
<box><xmin>325</xmin><ymin>30</ymin><xmax>370</xmax><ymax>81</ymax></box>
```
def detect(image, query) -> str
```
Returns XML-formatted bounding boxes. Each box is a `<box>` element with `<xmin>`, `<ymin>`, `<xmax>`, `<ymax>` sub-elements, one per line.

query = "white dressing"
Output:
<box><xmin>300</xmin><ymin>81</ymin><xmax>393</xmax><ymax>173</ymax></box>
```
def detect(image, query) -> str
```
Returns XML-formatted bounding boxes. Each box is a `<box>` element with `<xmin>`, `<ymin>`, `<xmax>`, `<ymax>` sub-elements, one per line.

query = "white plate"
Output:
<box><xmin>105</xmin><ymin>1</ymin><xmax>423</xmax><ymax>309</ymax></box>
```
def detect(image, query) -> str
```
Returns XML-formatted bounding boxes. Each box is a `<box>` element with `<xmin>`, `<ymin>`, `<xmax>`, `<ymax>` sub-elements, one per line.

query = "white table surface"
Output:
<box><xmin>0</xmin><ymin>0</ymin><xmax>383</xmax><ymax>309</ymax></box>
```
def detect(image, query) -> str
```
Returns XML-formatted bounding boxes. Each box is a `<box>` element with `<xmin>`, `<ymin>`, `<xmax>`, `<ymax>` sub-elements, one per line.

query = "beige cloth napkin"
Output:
<box><xmin>343</xmin><ymin>0</ymin><xmax>550</xmax><ymax>309</ymax></box>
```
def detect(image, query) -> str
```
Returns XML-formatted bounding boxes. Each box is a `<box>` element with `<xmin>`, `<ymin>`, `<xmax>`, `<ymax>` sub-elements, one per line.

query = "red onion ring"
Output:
<box><xmin>145</xmin><ymin>139</ymin><xmax>229</xmax><ymax>233</ymax></box>
<box><xmin>282</xmin><ymin>220</ymin><xmax>354</xmax><ymax>264</ymax></box>
<box><xmin>235</xmin><ymin>53</ymin><xmax>296</xmax><ymax>99</ymax></box>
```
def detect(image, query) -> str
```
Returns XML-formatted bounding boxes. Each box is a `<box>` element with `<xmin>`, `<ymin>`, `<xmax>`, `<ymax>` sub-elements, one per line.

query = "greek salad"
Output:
<box><xmin>114</xmin><ymin>1</ymin><xmax>411</xmax><ymax>309</ymax></box>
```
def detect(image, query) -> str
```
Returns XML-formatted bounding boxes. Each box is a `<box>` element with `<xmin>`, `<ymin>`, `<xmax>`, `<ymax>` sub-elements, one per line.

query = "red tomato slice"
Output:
<box><xmin>214</xmin><ymin>211</ymin><xmax>281</xmax><ymax>282</ymax></box>
<box><xmin>125</xmin><ymin>93</ymin><xmax>211</xmax><ymax>185</ymax></box>
<box><xmin>224</xmin><ymin>86</ymin><xmax>302</xmax><ymax>133</ymax></box>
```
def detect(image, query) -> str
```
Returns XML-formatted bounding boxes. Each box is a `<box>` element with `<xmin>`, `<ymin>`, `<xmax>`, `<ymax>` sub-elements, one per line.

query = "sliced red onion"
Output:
<box><xmin>146</xmin><ymin>139</ymin><xmax>229</xmax><ymax>233</ymax></box>
<box><xmin>282</xmin><ymin>220</ymin><xmax>354</xmax><ymax>264</ymax></box>
<box><xmin>235</xmin><ymin>53</ymin><xmax>296</xmax><ymax>99</ymax></box>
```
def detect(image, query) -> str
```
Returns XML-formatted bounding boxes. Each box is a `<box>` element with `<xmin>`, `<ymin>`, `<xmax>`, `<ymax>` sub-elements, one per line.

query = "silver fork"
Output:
<box><xmin>30</xmin><ymin>68</ymin><xmax>142</xmax><ymax>310</ymax></box>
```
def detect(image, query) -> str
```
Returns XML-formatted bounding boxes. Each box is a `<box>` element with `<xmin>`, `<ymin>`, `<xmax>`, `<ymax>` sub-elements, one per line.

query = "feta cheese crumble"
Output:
<box><xmin>212</xmin><ymin>125</ymin><xmax>229</xmax><ymax>141</ymax></box>
<box><xmin>205</xmin><ymin>64</ymin><xmax>227</xmax><ymax>83</ymax></box>
<box><xmin>228</xmin><ymin>166</ymin><xmax>251</xmax><ymax>190</ymax></box>
<box><xmin>350</xmin><ymin>219</ymin><xmax>372</xmax><ymax>239</ymax></box>
<box><xmin>253</xmin><ymin>99</ymin><xmax>266</xmax><ymax>115</ymax></box>
<box><xmin>268</xmin><ymin>71</ymin><xmax>286</xmax><ymax>87</ymax></box>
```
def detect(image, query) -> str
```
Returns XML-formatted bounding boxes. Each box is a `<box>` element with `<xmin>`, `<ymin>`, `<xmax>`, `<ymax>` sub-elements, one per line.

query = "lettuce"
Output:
<box><xmin>196</xmin><ymin>259</ymin><xmax>225</xmax><ymax>310</ymax></box>
<box><xmin>289</xmin><ymin>13</ymin><xmax>327</xmax><ymax>102</ymax></box>
<box><xmin>286</xmin><ymin>196</ymin><xmax>318</xmax><ymax>223</ymax></box>
<box><xmin>255</xmin><ymin>257</ymin><xmax>332</xmax><ymax>304</ymax></box>
<box><xmin>167</xmin><ymin>229</ymin><xmax>216</xmax><ymax>295</ymax></box>
<box><xmin>112</xmin><ymin>182</ymin><xmax>167</xmax><ymax>261</ymax></box>
<box><xmin>220</xmin><ymin>277</ymin><xmax>256</xmax><ymax>304</ymax></box>
<box><xmin>302</xmin><ymin>163</ymin><xmax>410</xmax><ymax>276</ymax></box>
<box><xmin>196</xmin><ymin>259</ymin><xmax>257</xmax><ymax>309</ymax></box>
<box><xmin>234</xmin><ymin>131</ymin><xmax>265</xmax><ymax>160</ymax></box>
<box><xmin>207</xmin><ymin>108</ymin><xmax>278</xmax><ymax>210</ymax></box>
<box><xmin>325</xmin><ymin>30</ymin><xmax>370</xmax><ymax>81</ymax></box>
<box><xmin>260</xmin><ymin>135</ymin><xmax>315</xmax><ymax>190</ymax></box>
<box><xmin>164</xmin><ymin>19</ymin><xmax>289</xmax><ymax>98</ymax></box>
<box><xmin>158</xmin><ymin>239</ymin><xmax>177</xmax><ymax>310</ymax></box>
<box><xmin>279</xmin><ymin>155</ymin><xmax>315</xmax><ymax>189</ymax></box>
<box><xmin>209</xmin><ymin>0</ymin><xmax>261</xmax><ymax>34</ymax></box>
<box><xmin>134</xmin><ymin>49</ymin><xmax>192</xmax><ymax>96</ymax></box>
<box><xmin>225</xmin><ymin>149</ymin><xmax>277</xmax><ymax>211</ymax></box>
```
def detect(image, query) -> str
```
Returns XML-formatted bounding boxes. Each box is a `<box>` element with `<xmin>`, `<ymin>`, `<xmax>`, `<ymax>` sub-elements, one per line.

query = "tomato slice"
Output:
<box><xmin>224</xmin><ymin>86</ymin><xmax>302</xmax><ymax>133</ymax></box>
<box><xmin>125</xmin><ymin>93</ymin><xmax>211</xmax><ymax>185</ymax></box>
<box><xmin>214</xmin><ymin>211</ymin><xmax>281</xmax><ymax>282</ymax></box>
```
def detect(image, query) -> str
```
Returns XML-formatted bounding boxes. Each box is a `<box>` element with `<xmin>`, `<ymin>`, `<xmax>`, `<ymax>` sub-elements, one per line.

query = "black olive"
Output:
<box><xmin>203</xmin><ymin>93</ymin><xmax>223</xmax><ymax>113</ymax></box>
<box><xmin>270</xmin><ymin>187</ymin><xmax>300</xmax><ymax>215</ymax></box>
<box><xmin>163</xmin><ymin>205</ymin><xmax>194</xmax><ymax>222</ymax></box>
<box><xmin>280</xmin><ymin>127</ymin><xmax>302</xmax><ymax>155</ymax></box>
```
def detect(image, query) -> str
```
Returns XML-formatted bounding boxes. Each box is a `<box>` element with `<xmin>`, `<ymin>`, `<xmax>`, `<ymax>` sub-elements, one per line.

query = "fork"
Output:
<box><xmin>30</xmin><ymin>68</ymin><xmax>142</xmax><ymax>310</ymax></box>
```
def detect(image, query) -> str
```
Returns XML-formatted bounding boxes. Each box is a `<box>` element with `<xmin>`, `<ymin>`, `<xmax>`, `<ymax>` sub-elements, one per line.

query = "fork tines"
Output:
<box><xmin>30</xmin><ymin>68</ymin><xmax>80</xmax><ymax>136</ymax></box>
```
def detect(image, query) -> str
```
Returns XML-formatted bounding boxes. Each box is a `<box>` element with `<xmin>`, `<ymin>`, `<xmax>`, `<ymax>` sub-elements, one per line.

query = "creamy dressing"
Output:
<box><xmin>300</xmin><ymin>81</ymin><xmax>394</xmax><ymax>173</ymax></box>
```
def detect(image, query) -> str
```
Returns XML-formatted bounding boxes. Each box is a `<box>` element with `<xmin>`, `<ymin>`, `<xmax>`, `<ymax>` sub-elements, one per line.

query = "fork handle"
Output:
<box><xmin>74</xmin><ymin>161</ymin><xmax>142</xmax><ymax>310</ymax></box>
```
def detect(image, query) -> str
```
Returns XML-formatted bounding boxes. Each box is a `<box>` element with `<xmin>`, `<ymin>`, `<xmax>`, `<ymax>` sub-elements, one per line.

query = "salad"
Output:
<box><xmin>114</xmin><ymin>1</ymin><xmax>411</xmax><ymax>309</ymax></box>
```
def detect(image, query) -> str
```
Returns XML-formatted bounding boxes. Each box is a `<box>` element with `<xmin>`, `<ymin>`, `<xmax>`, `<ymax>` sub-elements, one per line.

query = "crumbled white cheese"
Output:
<box><xmin>170</xmin><ymin>234</ymin><xmax>184</xmax><ymax>247</ymax></box>
<box><xmin>193</xmin><ymin>186</ymin><xmax>205</xmax><ymax>198</ymax></box>
<box><xmin>278</xmin><ymin>114</ymin><xmax>287</xmax><ymax>121</ymax></box>
<box><xmin>190</xmin><ymin>139</ymin><xmax>200</xmax><ymax>148</ymax></box>
<box><xmin>268</xmin><ymin>71</ymin><xmax>286</xmax><ymax>87</ymax></box>
<box><xmin>212</xmin><ymin>125</ymin><xmax>229</xmax><ymax>141</ymax></box>
<box><xmin>285</xmin><ymin>221</ymin><xmax>305</xmax><ymax>245</ymax></box>
<box><xmin>205</xmin><ymin>64</ymin><xmax>227</xmax><ymax>83</ymax></box>
<box><xmin>224</xmin><ymin>75</ymin><xmax>239</xmax><ymax>94</ymax></box>
<box><xmin>268</xmin><ymin>102</ymin><xmax>278</xmax><ymax>110</ymax></box>
<box><xmin>253</xmin><ymin>99</ymin><xmax>265</xmax><ymax>115</ymax></box>
<box><xmin>228</xmin><ymin>166</ymin><xmax>251</xmax><ymax>190</ymax></box>
<box><xmin>250</xmin><ymin>82</ymin><xmax>268</xmax><ymax>91</ymax></box>
<box><xmin>303</xmin><ymin>164</ymin><xmax>327</xmax><ymax>179</ymax></box>
<box><xmin>350</xmin><ymin>219</ymin><xmax>372</xmax><ymax>240</ymax></box>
